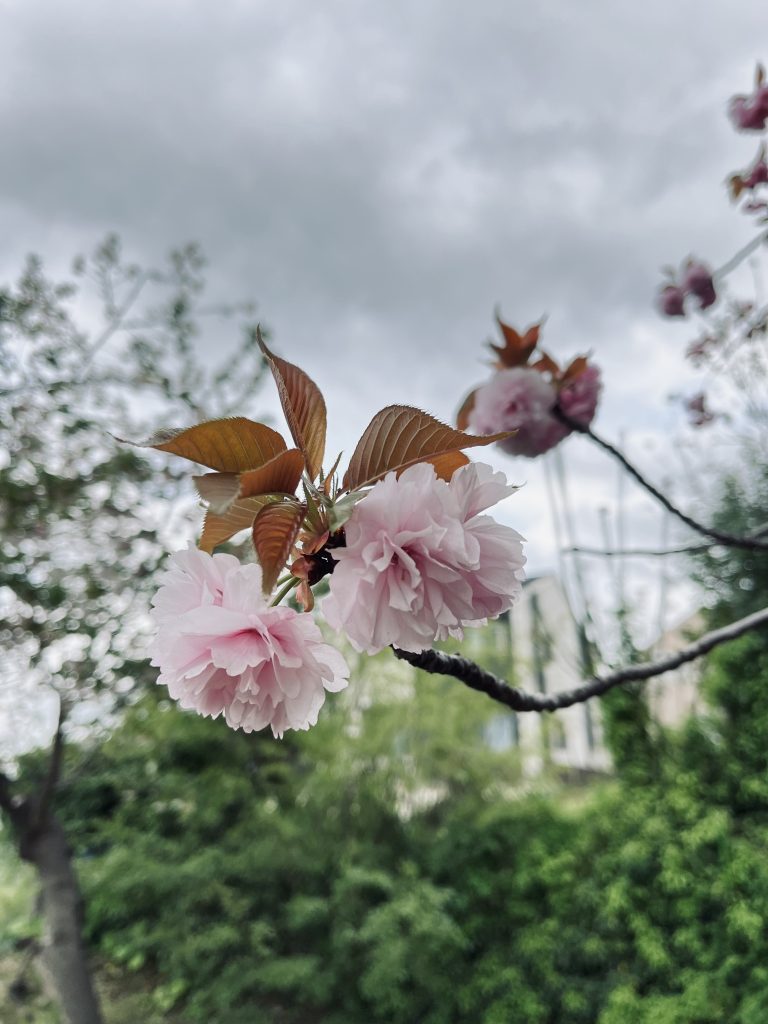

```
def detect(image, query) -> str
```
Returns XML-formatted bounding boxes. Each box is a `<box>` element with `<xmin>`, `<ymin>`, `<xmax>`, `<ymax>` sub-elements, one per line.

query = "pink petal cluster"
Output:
<box><xmin>323</xmin><ymin>462</ymin><xmax>526</xmax><ymax>654</ymax></box>
<box><xmin>657</xmin><ymin>260</ymin><xmax>717</xmax><ymax>318</ymax></box>
<box><xmin>657</xmin><ymin>284</ymin><xmax>686</xmax><ymax>318</ymax></box>
<box><xmin>558</xmin><ymin>364</ymin><xmax>602</xmax><ymax>427</ymax></box>
<box><xmin>729</xmin><ymin>88</ymin><xmax>768</xmax><ymax>132</ymax></box>
<box><xmin>150</xmin><ymin>548</ymin><xmax>349</xmax><ymax>737</ymax></box>
<box><xmin>681</xmin><ymin>261</ymin><xmax>717</xmax><ymax>310</ymax></box>
<box><xmin>468</xmin><ymin>365</ymin><xmax>600</xmax><ymax>458</ymax></box>
<box><xmin>741</xmin><ymin>151</ymin><xmax>768</xmax><ymax>190</ymax></box>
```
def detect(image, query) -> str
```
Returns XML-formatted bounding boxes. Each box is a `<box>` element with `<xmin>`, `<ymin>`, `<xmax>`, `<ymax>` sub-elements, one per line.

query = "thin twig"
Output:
<box><xmin>79</xmin><ymin>271</ymin><xmax>150</xmax><ymax>376</ymax></box>
<box><xmin>554</xmin><ymin>408</ymin><xmax>768</xmax><ymax>552</ymax></box>
<box><xmin>564</xmin><ymin>525</ymin><xmax>768</xmax><ymax>560</ymax></box>
<box><xmin>393</xmin><ymin>605</ymin><xmax>768</xmax><ymax>713</ymax></box>
<box><xmin>565</xmin><ymin>543</ymin><xmax>712</xmax><ymax>558</ymax></box>
<box><xmin>715</xmin><ymin>229</ymin><xmax>768</xmax><ymax>280</ymax></box>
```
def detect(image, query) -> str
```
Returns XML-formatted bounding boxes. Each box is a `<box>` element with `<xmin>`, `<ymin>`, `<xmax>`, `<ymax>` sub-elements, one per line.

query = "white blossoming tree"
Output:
<box><xmin>0</xmin><ymin>236</ymin><xmax>268</xmax><ymax>1024</ymax></box>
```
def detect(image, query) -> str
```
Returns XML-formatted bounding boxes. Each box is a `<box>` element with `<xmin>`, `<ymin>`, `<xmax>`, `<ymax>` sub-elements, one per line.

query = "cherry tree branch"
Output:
<box><xmin>564</xmin><ymin>523</ymin><xmax>768</xmax><ymax>557</ymax></box>
<box><xmin>554</xmin><ymin>407</ymin><xmax>768</xmax><ymax>552</ymax></box>
<box><xmin>393</xmin><ymin>606</ymin><xmax>768</xmax><ymax>713</ymax></box>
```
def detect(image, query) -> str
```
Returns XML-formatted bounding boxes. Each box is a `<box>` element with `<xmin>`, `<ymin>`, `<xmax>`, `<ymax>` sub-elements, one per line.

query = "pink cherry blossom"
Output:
<box><xmin>743</xmin><ymin>152</ymin><xmax>768</xmax><ymax>190</ymax></box>
<box><xmin>150</xmin><ymin>547</ymin><xmax>349</xmax><ymax>737</ymax></box>
<box><xmin>323</xmin><ymin>462</ymin><xmax>525</xmax><ymax>654</ymax></box>
<box><xmin>685</xmin><ymin>391</ymin><xmax>716</xmax><ymax>428</ymax></box>
<box><xmin>681</xmin><ymin>260</ymin><xmax>717</xmax><ymax>310</ymax></box>
<box><xmin>468</xmin><ymin>367</ymin><xmax>567</xmax><ymax>457</ymax></box>
<box><xmin>558</xmin><ymin>364</ymin><xmax>602</xmax><ymax>427</ymax></box>
<box><xmin>729</xmin><ymin>88</ymin><xmax>768</xmax><ymax>132</ymax></box>
<box><xmin>468</xmin><ymin>364</ymin><xmax>600</xmax><ymax>457</ymax></box>
<box><xmin>657</xmin><ymin>283</ymin><xmax>687</xmax><ymax>318</ymax></box>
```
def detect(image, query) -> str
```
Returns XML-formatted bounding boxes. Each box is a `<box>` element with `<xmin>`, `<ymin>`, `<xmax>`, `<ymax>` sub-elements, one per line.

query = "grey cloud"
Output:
<box><xmin>1</xmin><ymin>0</ymin><xmax>764</xmax><ymax>586</ymax></box>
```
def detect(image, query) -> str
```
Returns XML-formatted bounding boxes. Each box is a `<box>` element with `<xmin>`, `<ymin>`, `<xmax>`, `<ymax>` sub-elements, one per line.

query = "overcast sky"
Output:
<box><xmin>2</xmin><ymin>0</ymin><xmax>765</xmax><ymax>640</ymax></box>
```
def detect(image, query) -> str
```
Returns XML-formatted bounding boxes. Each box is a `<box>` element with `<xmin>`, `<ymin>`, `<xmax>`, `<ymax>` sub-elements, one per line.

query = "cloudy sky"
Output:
<box><xmin>2</xmin><ymin>0</ymin><xmax>765</xmax><ymax>641</ymax></box>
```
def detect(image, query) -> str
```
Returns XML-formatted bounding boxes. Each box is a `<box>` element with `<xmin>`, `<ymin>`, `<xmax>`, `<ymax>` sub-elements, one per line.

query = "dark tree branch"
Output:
<box><xmin>393</xmin><ymin>606</ymin><xmax>768</xmax><ymax>713</ymax></box>
<box><xmin>554</xmin><ymin>407</ymin><xmax>768</xmax><ymax>552</ymax></box>
<box><xmin>33</xmin><ymin>701</ymin><xmax>67</xmax><ymax>831</ymax></box>
<box><xmin>0</xmin><ymin>769</ymin><xmax>20</xmax><ymax>820</ymax></box>
<box><xmin>565</xmin><ymin>543</ymin><xmax>713</xmax><ymax>558</ymax></box>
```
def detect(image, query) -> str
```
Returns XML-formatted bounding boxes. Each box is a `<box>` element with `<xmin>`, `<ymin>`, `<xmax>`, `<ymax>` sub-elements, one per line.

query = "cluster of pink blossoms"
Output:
<box><xmin>468</xmin><ymin>364</ymin><xmax>601</xmax><ymax>458</ymax></box>
<box><xmin>458</xmin><ymin>318</ymin><xmax>602</xmax><ymax>458</ymax></box>
<box><xmin>657</xmin><ymin>260</ymin><xmax>717</xmax><ymax>318</ymax></box>
<box><xmin>150</xmin><ymin>461</ymin><xmax>525</xmax><ymax>737</ymax></box>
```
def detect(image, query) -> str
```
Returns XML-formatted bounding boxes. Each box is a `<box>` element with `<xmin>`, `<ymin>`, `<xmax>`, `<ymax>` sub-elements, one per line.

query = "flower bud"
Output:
<box><xmin>681</xmin><ymin>261</ymin><xmax>717</xmax><ymax>310</ymax></box>
<box><xmin>728</xmin><ymin>87</ymin><xmax>768</xmax><ymax>132</ymax></box>
<box><xmin>657</xmin><ymin>284</ymin><xmax>686</xmax><ymax>317</ymax></box>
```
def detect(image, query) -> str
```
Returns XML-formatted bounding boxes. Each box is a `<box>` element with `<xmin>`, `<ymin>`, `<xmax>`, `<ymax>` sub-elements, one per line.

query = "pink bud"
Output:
<box><xmin>681</xmin><ymin>261</ymin><xmax>717</xmax><ymax>310</ymax></box>
<box><xmin>685</xmin><ymin>335</ymin><xmax>714</xmax><ymax>366</ymax></box>
<box><xmin>744</xmin><ymin>158</ymin><xmax>768</xmax><ymax>189</ymax></box>
<box><xmin>657</xmin><ymin>284</ymin><xmax>686</xmax><ymax>317</ymax></box>
<box><xmin>728</xmin><ymin>74</ymin><xmax>768</xmax><ymax>132</ymax></box>
<box><xmin>729</xmin><ymin>91</ymin><xmax>768</xmax><ymax>132</ymax></box>
<box><xmin>685</xmin><ymin>392</ymin><xmax>716</xmax><ymax>428</ymax></box>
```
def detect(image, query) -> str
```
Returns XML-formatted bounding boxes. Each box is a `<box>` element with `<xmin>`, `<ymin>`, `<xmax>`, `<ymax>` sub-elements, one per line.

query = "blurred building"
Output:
<box><xmin>459</xmin><ymin>576</ymin><xmax>711</xmax><ymax>779</ymax></box>
<box><xmin>647</xmin><ymin>610</ymin><xmax>706</xmax><ymax>728</ymax></box>
<box><xmin>458</xmin><ymin>574</ymin><xmax>612</xmax><ymax>778</ymax></box>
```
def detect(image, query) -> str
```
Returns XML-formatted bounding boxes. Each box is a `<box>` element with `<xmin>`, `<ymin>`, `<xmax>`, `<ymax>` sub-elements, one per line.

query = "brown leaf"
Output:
<box><xmin>455</xmin><ymin>388</ymin><xmax>478</xmax><ymax>431</ymax></box>
<box><xmin>489</xmin><ymin>316</ymin><xmax>543</xmax><ymax>368</ymax></box>
<box><xmin>560</xmin><ymin>355</ymin><xmax>590</xmax><ymax>386</ymax></box>
<box><xmin>194</xmin><ymin>449</ymin><xmax>305</xmax><ymax>516</ymax></box>
<box><xmin>343</xmin><ymin>406</ymin><xmax>510</xmax><ymax>491</ymax></box>
<box><xmin>530</xmin><ymin>352</ymin><xmax>561</xmax><ymax>378</ymax></box>
<box><xmin>258</xmin><ymin>328</ymin><xmax>327</xmax><ymax>480</ymax></box>
<box><xmin>296</xmin><ymin>580</ymin><xmax>315</xmax><ymax>612</ymax></box>
<box><xmin>422</xmin><ymin>451</ymin><xmax>470</xmax><ymax>482</ymax></box>
<box><xmin>728</xmin><ymin>174</ymin><xmax>745</xmax><ymax>202</ymax></box>
<box><xmin>121</xmin><ymin>417</ymin><xmax>287</xmax><ymax>472</ymax></box>
<box><xmin>239</xmin><ymin>448</ymin><xmax>305</xmax><ymax>500</ymax></box>
<box><xmin>193</xmin><ymin>473</ymin><xmax>241</xmax><ymax>514</ymax></box>
<box><xmin>252</xmin><ymin>500</ymin><xmax>306</xmax><ymax>593</ymax></box>
<box><xmin>199</xmin><ymin>495</ymin><xmax>279</xmax><ymax>553</ymax></box>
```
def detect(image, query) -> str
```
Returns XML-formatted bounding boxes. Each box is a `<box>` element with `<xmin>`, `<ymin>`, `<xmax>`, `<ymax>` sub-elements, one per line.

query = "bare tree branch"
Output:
<box><xmin>554</xmin><ymin>407</ymin><xmax>768</xmax><ymax>552</ymax></box>
<box><xmin>393</xmin><ymin>606</ymin><xmax>768</xmax><ymax>713</ymax></box>
<box><xmin>565</xmin><ymin>542</ymin><xmax>713</xmax><ymax>558</ymax></box>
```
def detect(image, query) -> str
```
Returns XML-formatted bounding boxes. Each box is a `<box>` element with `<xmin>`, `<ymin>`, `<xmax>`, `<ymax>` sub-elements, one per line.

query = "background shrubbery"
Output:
<box><xmin>6</xmin><ymin>532</ymin><xmax>768</xmax><ymax>1023</ymax></box>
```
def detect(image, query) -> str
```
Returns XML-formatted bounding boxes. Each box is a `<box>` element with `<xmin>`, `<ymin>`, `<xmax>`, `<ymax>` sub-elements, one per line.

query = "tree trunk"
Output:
<box><xmin>22</xmin><ymin>813</ymin><xmax>104</xmax><ymax>1024</ymax></box>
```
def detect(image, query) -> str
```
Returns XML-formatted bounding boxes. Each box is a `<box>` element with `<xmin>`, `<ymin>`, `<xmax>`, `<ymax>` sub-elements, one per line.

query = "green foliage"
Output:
<box><xmin>37</xmin><ymin>608</ymin><xmax>768</xmax><ymax>1024</ymax></box>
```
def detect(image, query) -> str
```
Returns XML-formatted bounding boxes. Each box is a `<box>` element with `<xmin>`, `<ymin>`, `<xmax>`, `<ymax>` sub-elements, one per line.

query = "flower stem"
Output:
<box><xmin>271</xmin><ymin>577</ymin><xmax>300</xmax><ymax>607</ymax></box>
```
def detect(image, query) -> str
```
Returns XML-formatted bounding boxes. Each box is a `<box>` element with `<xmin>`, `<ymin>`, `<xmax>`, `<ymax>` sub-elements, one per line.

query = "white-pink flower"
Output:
<box><xmin>323</xmin><ymin>462</ymin><xmax>525</xmax><ymax>654</ymax></box>
<box><xmin>468</xmin><ymin>364</ymin><xmax>601</xmax><ymax>457</ymax></box>
<box><xmin>557</xmin><ymin>364</ymin><xmax>602</xmax><ymax>426</ymax></box>
<box><xmin>150</xmin><ymin>547</ymin><xmax>349</xmax><ymax>738</ymax></box>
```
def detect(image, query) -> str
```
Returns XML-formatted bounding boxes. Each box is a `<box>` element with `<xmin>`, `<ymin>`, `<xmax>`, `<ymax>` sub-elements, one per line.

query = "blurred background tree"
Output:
<box><xmin>0</xmin><ymin>235</ymin><xmax>268</xmax><ymax>1023</ymax></box>
<box><xmin>2</xmin><ymin>199</ymin><xmax>768</xmax><ymax>1022</ymax></box>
